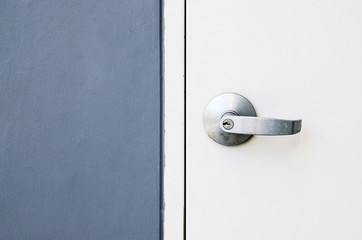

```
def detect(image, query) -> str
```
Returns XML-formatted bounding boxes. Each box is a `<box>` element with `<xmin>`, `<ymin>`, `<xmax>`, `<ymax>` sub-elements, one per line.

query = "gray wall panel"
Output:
<box><xmin>0</xmin><ymin>1</ymin><xmax>161</xmax><ymax>239</ymax></box>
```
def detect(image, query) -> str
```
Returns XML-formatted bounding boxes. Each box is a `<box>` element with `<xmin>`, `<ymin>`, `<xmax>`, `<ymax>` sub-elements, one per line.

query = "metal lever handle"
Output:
<box><xmin>220</xmin><ymin>115</ymin><xmax>302</xmax><ymax>135</ymax></box>
<box><xmin>203</xmin><ymin>93</ymin><xmax>302</xmax><ymax>146</ymax></box>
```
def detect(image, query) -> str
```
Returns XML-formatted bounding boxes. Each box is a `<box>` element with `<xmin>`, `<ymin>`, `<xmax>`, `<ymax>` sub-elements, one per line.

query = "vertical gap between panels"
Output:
<box><xmin>183</xmin><ymin>0</ymin><xmax>187</xmax><ymax>239</ymax></box>
<box><xmin>160</xmin><ymin>0</ymin><xmax>165</xmax><ymax>239</ymax></box>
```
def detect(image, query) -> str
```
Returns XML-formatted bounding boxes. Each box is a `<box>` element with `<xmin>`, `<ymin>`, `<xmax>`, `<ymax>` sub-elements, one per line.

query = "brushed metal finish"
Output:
<box><xmin>203</xmin><ymin>93</ymin><xmax>257</xmax><ymax>146</ymax></box>
<box><xmin>203</xmin><ymin>93</ymin><xmax>302</xmax><ymax>146</ymax></box>
<box><xmin>220</xmin><ymin>116</ymin><xmax>301</xmax><ymax>135</ymax></box>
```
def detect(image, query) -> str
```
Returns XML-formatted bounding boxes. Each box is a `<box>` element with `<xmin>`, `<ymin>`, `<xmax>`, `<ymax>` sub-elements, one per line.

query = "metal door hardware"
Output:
<box><xmin>203</xmin><ymin>93</ymin><xmax>302</xmax><ymax>146</ymax></box>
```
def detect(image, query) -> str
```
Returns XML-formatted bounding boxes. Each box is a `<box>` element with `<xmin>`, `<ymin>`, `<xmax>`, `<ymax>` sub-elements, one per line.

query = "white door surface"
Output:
<box><xmin>186</xmin><ymin>1</ymin><xmax>362</xmax><ymax>239</ymax></box>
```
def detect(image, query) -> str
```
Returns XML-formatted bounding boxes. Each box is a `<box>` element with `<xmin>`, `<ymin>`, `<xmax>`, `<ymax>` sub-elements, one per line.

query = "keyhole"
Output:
<box><xmin>222</xmin><ymin>119</ymin><xmax>234</xmax><ymax>130</ymax></box>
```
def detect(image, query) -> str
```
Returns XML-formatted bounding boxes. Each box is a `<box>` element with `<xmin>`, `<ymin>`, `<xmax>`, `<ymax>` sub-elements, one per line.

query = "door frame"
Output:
<box><xmin>163</xmin><ymin>0</ymin><xmax>185</xmax><ymax>239</ymax></box>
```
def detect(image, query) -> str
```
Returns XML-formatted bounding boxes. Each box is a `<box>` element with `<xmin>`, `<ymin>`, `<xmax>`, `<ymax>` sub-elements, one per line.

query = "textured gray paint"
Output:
<box><xmin>0</xmin><ymin>1</ymin><xmax>161</xmax><ymax>239</ymax></box>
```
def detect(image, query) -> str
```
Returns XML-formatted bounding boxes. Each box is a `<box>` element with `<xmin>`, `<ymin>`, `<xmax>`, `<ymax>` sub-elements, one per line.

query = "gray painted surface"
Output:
<box><xmin>0</xmin><ymin>1</ymin><xmax>161</xmax><ymax>239</ymax></box>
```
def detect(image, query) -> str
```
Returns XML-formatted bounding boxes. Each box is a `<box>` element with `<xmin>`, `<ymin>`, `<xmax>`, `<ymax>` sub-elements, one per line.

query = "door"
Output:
<box><xmin>187</xmin><ymin>0</ymin><xmax>362</xmax><ymax>239</ymax></box>
<box><xmin>0</xmin><ymin>1</ymin><xmax>162</xmax><ymax>239</ymax></box>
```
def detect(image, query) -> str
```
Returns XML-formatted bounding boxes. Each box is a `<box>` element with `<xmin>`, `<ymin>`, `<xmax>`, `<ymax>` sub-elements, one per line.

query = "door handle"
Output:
<box><xmin>220</xmin><ymin>116</ymin><xmax>301</xmax><ymax>135</ymax></box>
<box><xmin>203</xmin><ymin>93</ymin><xmax>302</xmax><ymax>146</ymax></box>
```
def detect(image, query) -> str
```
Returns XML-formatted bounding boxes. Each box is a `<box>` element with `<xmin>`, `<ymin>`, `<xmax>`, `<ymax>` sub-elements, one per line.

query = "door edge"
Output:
<box><xmin>163</xmin><ymin>0</ymin><xmax>185</xmax><ymax>239</ymax></box>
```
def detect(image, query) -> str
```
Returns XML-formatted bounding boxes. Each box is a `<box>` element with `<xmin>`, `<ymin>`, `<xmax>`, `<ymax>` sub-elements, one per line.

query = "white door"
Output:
<box><xmin>186</xmin><ymin>0</ymin><xmax>362</xmax><ymax>239</ymax></box>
